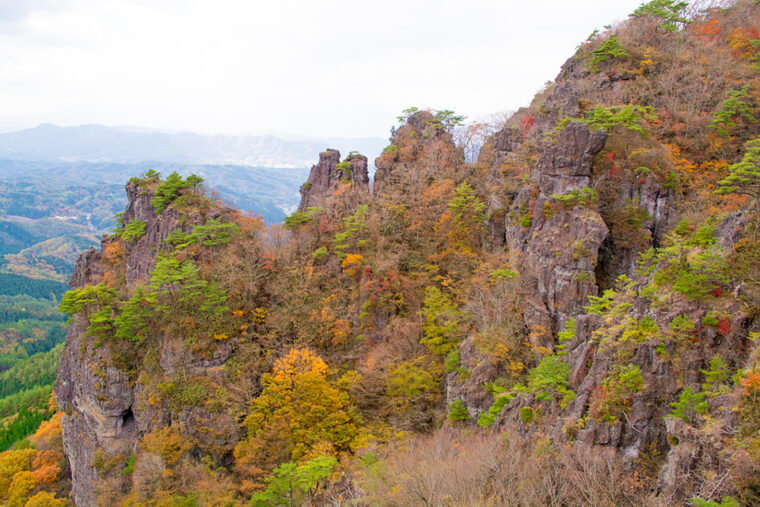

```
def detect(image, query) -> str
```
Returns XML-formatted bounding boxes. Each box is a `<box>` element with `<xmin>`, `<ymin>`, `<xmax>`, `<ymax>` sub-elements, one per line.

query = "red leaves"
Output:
<box><xmin>717</xmin><ymin>318</ymin><xmax>731</xmax><ymax>337</ymax></box>
<box><xmin>317</xmin><ymin>216</ymin><xmax>330</xmax><ymax>232</ymax></box>
<box><xmin>521</xmin><ymin>115</ymin><xmax>534</xmax><ymax>131</ymax></box>
<box><xmin>261</xmin><ymin>253</ymin><xmax>276</xmax><ymax>270</ymax></box>
<box><xmin>698</xmin><ymin>19</ymin><xmax>722</xmax><ymax>39</ymax></box>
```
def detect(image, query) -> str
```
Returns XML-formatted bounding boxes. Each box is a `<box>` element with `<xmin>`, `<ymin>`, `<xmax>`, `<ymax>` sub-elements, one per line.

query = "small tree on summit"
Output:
<box><xmin>150</xmin><ymin>172</ymin><xmax>204</xmax><ymax>213</ymax></box>
<box><xmin>631</xmin><ymin>0</ymin><xmax>689</xmax><ymax>31</ymax></box>
<box><xmin>716</xmin><ymin>136</ymin><xmax>760</xmax><ymax>217</ymax></box>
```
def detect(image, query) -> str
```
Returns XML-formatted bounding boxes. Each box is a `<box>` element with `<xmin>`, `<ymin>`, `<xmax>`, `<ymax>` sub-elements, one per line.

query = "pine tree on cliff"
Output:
<box><xmin>717</xmin><ymin>136</ymin><xmax>760</xmax><ymax>217</ymax></box>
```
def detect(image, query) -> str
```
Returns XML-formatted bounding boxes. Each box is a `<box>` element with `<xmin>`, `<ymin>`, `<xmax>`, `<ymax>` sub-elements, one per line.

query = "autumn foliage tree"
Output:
<box><xmin>234</xmin><ymin>348</ymin><xmax>360</xmax><ymax>493</ymax></box>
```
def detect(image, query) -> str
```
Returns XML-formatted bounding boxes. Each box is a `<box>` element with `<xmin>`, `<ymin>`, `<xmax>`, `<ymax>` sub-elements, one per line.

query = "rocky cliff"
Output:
<box><xmin>53</xmin><ymin>2</ymin><xmax>760</xmax><ymax>504</ymax></box>
<box><xmin>298</xmin><ymin>149</ymin><xmax>368</xmax><ymax>211</ymax></box>
<box><xmin>55</xmin><ymin>180</ymin><xmax>243</xmax><ymax>505</ymax></box>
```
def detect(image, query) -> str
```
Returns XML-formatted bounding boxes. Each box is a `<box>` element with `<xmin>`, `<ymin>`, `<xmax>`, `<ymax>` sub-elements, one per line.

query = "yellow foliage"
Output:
<box><xmin>234</xmin><ymin>349</ymin><xmax>359</xmax><ymax>486</ymax></box>
<box><xmin>0</xmin><ymin>448</ymin><xmax>36</xmax><ymax>498</ymax></box>
<box><xmin>142</xmin><ymin>426</ymin><xmax>192</xmax><ymax>466</ymax></box>
<box><xmin>727</xmin><ymin>27</ymin><xmax>757</xmax><ymax>59</ymax></box>
<box><xmin>341</xmin><ymin>253</ymin><xmax>364</xmax><ymax>276</ymax></box>
<box><xmin>24</xmin><ymin>491</ymin><xmax>67</xmax><ymax>507</ymax></box>
<box><xmin>252</xmin><ymin>307</ymin><xmax>268</xmax><ymax>326</ymax></box>
<box><xmin>633</xmin><ymin>47</ymin><xmax>656</xmax><ymax>75</ymax></box>
<box><xmin>8</xmin><ymin>470</ymin><xmax>36</xmax><ymax>502</ymax></box>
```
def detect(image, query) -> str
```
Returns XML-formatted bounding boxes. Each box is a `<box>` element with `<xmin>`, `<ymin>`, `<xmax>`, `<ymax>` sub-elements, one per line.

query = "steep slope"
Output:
<box><xmin>51</xmin><ymin>1</ymin><xmax>760</xmax><ymax>505</ymax></box>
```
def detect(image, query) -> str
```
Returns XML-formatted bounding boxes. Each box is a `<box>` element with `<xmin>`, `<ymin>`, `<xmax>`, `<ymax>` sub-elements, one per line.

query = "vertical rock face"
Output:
<box><xmin>54</xmin><ymin>182</ymin><xmax>235</xmax><ymax>506</ymax></box>
<box><xmin>347</xmin><ymin>152</ymin><xmax>370</xmax><ymax>188</ymax></box>
<box><xmin>55</xmin><ymin>249</ymin><xmax>138</xmax><ymax>507</ymax></box>
<box><xmin>595</xmin><ymin>173</ymin><xmax>675</xmax><ymax>289</ymax></box>
<box><xmin>121</xmin><ymin>183</ymin><xmax>182</xmax><ymax>288</ymax></box>
<box><xmin>298</xmin><ymin>149</ymin><xmax>369</xmax><ymax>211</ymax></box>
<box><xmin>507</xmin><ymin>121</ymin><xmax>608</xmax><ymax>347</ymax></box>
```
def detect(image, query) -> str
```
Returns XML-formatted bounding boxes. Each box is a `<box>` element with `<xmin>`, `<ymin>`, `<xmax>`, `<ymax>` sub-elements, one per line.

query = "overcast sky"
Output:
<box><xmin>0</xmin><ymin>0</ymin><xmax>646</xmax><ymax>138</ymax></box>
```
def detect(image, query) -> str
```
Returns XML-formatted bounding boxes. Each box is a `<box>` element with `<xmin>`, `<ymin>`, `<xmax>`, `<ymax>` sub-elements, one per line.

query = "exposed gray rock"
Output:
<box><xmin>55</xmin><ymin>182</ymin><xmax>242</xmax><ymax>506</ymax></box>
<box><xmin>507</xmin><ymin>121</ymin><xmax>608</xmax><ymax>347</ymax></box>
<box><xmin>445</xmin><ymin>337</ymin><xmax>497</xmax><ymax>418</ymax></box>
<box><xmin>298</xmin><ymin>149</ymin><xmax>369</xmax><ymax>211</ymax></box>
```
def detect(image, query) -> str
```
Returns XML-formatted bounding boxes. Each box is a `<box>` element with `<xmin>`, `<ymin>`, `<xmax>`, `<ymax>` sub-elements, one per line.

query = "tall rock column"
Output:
<box><xmin>507</xmin><ymin>121</ymin><xmax>608</xmax><ymax>348</ymax></box>
<box><xmin>298</xmin><ymin>150</ymin><xmax>369</xmax><ymax>211</ymax></box>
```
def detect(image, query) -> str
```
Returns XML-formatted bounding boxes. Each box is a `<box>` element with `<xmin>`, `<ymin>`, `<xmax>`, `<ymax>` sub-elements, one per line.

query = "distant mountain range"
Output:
<box><xmin>0</xmin><ymin>124</ymin><xmax>387</xmax><ymax>280</ymax></box>
<box><xmin>0</xmin><ymin>123</ymin><xmax>387</xmax><ymax>169</ymax></box>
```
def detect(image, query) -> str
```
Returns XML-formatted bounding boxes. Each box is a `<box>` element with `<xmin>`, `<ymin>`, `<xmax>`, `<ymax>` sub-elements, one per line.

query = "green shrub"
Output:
<box><xmin>594</xmin><ymin>364</ymin><xmax>644</xmax><ymax>423</ymax></box>
<box><xmin>519</xmin><ymin>406</ymin><xmax>535</xmax><ymax>424</ymax></box>
<box><xmin>702</xmin><ymin>313</ymin><xmax>719</xmax><ymax>327</ymax></box>
<box><xmin>701</xmin><ymin>356</ymin><xmax>732</xmax><ymax>397</ymax></box>
<box><xmin>708</xmin><ymin>86</ymin><xmax>756</xmax><ymax>137</ymax></box>
<box><xmin>337</xmin><ymin>161</ymin><xmax>352</xmax><ymax>181</ymax></box>
<box><xmin>526</xmin><ymin>355</ymin><xmax>574</xmax><ymax>408</ymax></box>
<box><xmin>121</xmin><ymin>220</ymin><xmax>146</xmax><ymax>242</ymax></box>
<box><xmin>669</xmin><ymin>387</ymin><xmax>708</xmax><ymax>425</ymax></box>
<box><xmin>121</xmin><ymin>452</ymin><xmax>136</xmax><ymax>475</ymax></box>
<box><xmin>251</xmin><ymin>455</ymin><xmax>338</xmax><ymax>507</ymax></box>
<box><xmin>151</xmin><ymin>172</ymin><xmax>203</xmax><ymax>213</ymax></box>
<box><xmin>691</xmin><ymin>497</ymin><xmax>740</xmax><ymax>507</ymax></box>
<box><xmin>167</xmin><ymin>219</ymin><xmax>240</xmax><ymax>250</ymax></box>
<box><xmin>688</xmin><ymin>223</ymin><xmax>718</xmax><ymax>248</ymax></box>
<box><xmin>556</xmin><ymin>318</ymin><xmax>576</xmax><ymax>356</ymax></box>
<box><xmin>477</xmin><ymin>392</ymin><xmax>515</xmax><ymax>427</ymax></box>
<box><xmin>559</xmin><ymin>105</ymin><xmax>655</xmax><ymax>136</ymax></box>
<box><xmin>444</xmin><ymin>348</ymin><xmax>460</xmax><ymax>373</ymax></box>
<box><xmin>549</xmin><ymin>187</ymin><xmax>598</xmax><ymax>208</ymax></box>
<box><xmin>128</xmin><ymin>169</ymin><xmax>161</xmax><ymax>187</ymax></box>
<box><xmin>283</xmin><ymin>211</ymin><xmax>311</xmax><ymax>230</ymax></box>
<box><xmin>587</xmin><ymin>35</ymin><xmax>629</xmax><ymax>71</ymax></box>
<box><xmin>489</xmin><ymin>268</ymin><xmax>518</xmax><ymax>281</ymax></box>
<box><xmin>448</xmin><ymin>399</ymin><xmax>469</xmax><ymax>422</ymax></box>
<box><xmin>421</xmin><ymin>286</ymin><xmax>461</xmax><ymax>355</ymax></box>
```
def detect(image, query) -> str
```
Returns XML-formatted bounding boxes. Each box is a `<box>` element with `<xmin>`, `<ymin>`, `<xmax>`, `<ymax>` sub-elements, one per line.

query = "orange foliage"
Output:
<box><xmin>341</xmin><ymin>253</ymin><xmax>364</xmax><ymax>276</ymax></box>
<box><xmin>0</xmin><ymin>438</ymin><xmax>65</xmax><ymax>505</ymax></box>
<box><xmin>698</xmin><ymin>19</ymin><xmax>722</xmax><ymax>39</ymax></box>
<box><xmin>233</xmin><ymin>211</ymin><xmax>265</xmax><ymax>235</ymax></box>
<box><xmin>29</xmin><ymin>412</ymin><xmax>63</xmax><ymax>449</ymax></box>
<box><xmin>727</xmin><ymin>27</ymin><xmax>759</xmax><ymax>59</ymax></box>
<box><xmin>741</xmin><ymin>371</ymin><xmax>760</xmax><ymax>398</ymax></box>
<box><xmin>102</xmin><ymin>240</ymin><xmax>126</xmax><ymax>287</ymax></box>
<box><xmin>103</xmin><ymin>239</ymin><xmax>125</xmax><ymax>266</ymax></box>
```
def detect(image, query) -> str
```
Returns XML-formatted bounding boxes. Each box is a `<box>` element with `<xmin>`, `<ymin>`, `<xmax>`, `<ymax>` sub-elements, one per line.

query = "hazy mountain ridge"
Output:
<box><xmin>0</xmin><ymin>124</ymin><xmax>387</xmax><ymax>169</ymax></box>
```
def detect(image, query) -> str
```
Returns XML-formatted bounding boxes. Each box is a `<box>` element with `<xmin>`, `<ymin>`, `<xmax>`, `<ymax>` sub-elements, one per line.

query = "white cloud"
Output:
<box><xmin>0</xmin><ymin>0</ymin><xmax>646</xmax><ymax>137</ymax></box>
